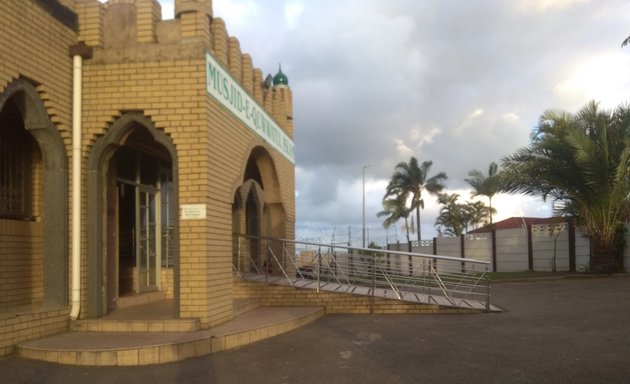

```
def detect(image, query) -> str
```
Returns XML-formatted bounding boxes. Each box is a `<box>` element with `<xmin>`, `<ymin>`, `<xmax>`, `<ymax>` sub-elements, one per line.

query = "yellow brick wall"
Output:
<box><xmin>0</xmin><ymin>307</ymin><xmax>69</xmax><ymax>357</ymax></box>
<box><xmin>0</xmin><ymin>0</ymin><xmax>75</xmax><ymax>307</ymax></box>
<box><xmin>161</xmin><ymin>267</ymin><xmax>174</xmax><ymax>299</ymax></box>
<box><xmin>79</xmin><ymin>51</ymin><xmax>295</xmax><ymax>327</ymax></box>
<box><xmin>0</xmin><ymin>0</ymin><xmax>75</xmax><ymax>358</ymax></box>
<box><xmin>81</xmin><ymin>56</ymin><xmax>213</xmax><ymax>320</ymax></box>
<box><xmin>0</xmin><ymin>220</ymin><xmax>44</xmax><ymax>308</ymax></box>
<box><xmin>0</xmin><ymin>0</ymin><xmax>295</xmax><ymax>330</ymax></box>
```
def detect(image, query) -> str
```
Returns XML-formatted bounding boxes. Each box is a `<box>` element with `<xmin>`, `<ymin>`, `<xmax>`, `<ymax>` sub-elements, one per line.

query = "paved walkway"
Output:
<box><xmin>1</xmin><ymin>277</ymin><xmax>630</xmax><ymax>384</ymax></box>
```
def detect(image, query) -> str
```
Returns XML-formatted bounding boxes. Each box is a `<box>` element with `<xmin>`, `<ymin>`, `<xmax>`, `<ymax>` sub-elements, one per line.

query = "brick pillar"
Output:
<box><xmin>136</xmin><ymin>0</ymin><xmax>161</xmax><ymax>43</ymax></box>
<box><xmin>175</xmin><ymin>0</ymin><xmax>212</xmax><ymax>17</ymax></box>
<box><xmin>241</xmin><ymin>54</ymin><xmax>253</xmax><ymax>93</ymax></box>
<box><xmin>76</xmin><ymin>0</ymin><xmax>104</xmax><ymax>46</ymax></box>
<box><xmin>176</xmin><ymin>0</ymin><xmax>212</xmax><ymax>41</ymax></box>
<box><xmin>252</xmin><ymin>68</ymin><xmax>263</xmax><ymax>104</ymax></box>
<box><xmin>211</xmin><ymin>18</ymin><xmax>228</xmax><ymax>66</ymax></box>
<box><xmin>228</xmin><ymin>37</ymin><xmax>242</xmax><ymax>81</ymax></box>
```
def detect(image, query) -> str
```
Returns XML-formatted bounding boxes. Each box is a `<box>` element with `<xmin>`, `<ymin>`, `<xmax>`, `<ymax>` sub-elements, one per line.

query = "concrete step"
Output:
<box><xmin>16</xmin><ymin>306</ymin><xmax>324</xmax><ymax>366</ymax></box>
<box><xmin>116</xmin><ymin>291</ymin><xmax>167</xmax><ymax>309</ymax></box>
<box><xmin>70</xmin><ymin>299</ymin><xmax>199</xmax><ymax>332</ymax></box>
<box><xmin>70</xmin><ymin>318</ymin><xmax>200</xmax><ymax>332</ymax></box>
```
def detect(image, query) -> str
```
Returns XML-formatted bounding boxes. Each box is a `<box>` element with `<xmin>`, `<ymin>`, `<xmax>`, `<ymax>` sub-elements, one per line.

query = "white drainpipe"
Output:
<box><xmin>70</xmin><ymin>54</ymin><xmax>82</xmax><ymax>320</ymax></box>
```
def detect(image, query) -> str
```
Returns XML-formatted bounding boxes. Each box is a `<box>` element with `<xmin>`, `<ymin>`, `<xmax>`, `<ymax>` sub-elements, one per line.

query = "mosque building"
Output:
<box><xmin>0</xmin><ymin>0</ymin><xmax>294</xmax><ymax>356</ymax></box>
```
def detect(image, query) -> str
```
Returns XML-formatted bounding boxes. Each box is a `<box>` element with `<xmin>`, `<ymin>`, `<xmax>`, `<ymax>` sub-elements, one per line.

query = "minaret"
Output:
<box><xmin>272</xmin><ymin>64</ymin><xmax>289</xmax><ymax>88</ymax></box>
<box><xmin>272</xmin><ymin>64</ymin><xmax>293</xmax><ymax>138</ymax></box>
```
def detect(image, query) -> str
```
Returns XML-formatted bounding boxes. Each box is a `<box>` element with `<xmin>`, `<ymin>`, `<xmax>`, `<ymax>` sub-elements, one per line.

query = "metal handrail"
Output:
<box><xmin>430</xmin><ymin>262</ymin><xmax>455</xmax><ymax>305</ymax></box>
<box><xmin>266</xmin><ymin>246</ymin><xmax>291</xmax><ymax>282</ymax></box>
<box><xmin>373</xmin><ymin>255</ymin><xmax>402</xmax><ymax>299</ymax></box>
<box><xmin>233</xmin><ymin>233</ymin><xmax>492</xmax><ymax>311</ymax></box>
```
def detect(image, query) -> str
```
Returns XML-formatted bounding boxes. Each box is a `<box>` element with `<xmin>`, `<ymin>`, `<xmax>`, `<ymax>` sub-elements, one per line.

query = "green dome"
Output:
<box><xmin>273</xmin><ymin>65</ymin><xmax>289</xmax><ymax>87</ymax></box>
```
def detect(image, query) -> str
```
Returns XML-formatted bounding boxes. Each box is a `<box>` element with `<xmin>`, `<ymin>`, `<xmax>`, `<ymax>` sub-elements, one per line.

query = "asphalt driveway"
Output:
<box><xmin>1</xmin><ymin>277</ymin><xmax>629</xmax><ymax>384</ymax></box>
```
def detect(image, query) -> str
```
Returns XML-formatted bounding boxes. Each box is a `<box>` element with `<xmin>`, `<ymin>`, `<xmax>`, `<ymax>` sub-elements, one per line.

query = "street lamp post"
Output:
<box><xmin>362</xmin><ymin>165</ymin><xmax>370</xmax><ymax>248</ymax></box>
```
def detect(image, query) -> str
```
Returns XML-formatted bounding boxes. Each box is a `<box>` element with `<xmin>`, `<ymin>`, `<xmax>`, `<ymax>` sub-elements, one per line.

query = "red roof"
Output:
<box><xmin>468</xmin><ymin>216</ymin><xmax>565</xmax><ymax>233</ymax></box>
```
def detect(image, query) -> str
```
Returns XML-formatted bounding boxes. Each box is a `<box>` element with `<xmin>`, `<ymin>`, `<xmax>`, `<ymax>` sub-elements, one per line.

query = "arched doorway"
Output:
<box><xmin>87</xmin><ymin>113</ymin><xmax>179</xmax><ymax>318</ymax></box>
<box><xmin>232</xmin><ymin>146</ymin><xmax>286</xmax><ymax>274</ymax></box>
<box><xmin>0</xmin><ymin>80</ymin><xmax>68</xmax><ymax>310</ymax></box>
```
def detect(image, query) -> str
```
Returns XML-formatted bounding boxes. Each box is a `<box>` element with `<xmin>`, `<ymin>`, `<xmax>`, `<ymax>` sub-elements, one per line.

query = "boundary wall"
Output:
<box><xmin>388</xmin><ymin>222</ymin><xmax>629</xmax><ymax>273</ymax></box>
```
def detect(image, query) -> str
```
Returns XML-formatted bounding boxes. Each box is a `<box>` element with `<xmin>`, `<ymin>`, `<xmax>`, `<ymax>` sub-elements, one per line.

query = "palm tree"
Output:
<box><xmin>435</xmin><ymin>194</ymin><xmax>494</xmax><ymax>236</ymax></box>
<box><xmin>465</xmin><ymin>200</ymin><xmax>494</xmax><ymax>230</ymax></box>
<box><xmin>384</xmin><ymin>157</ymin><xmax>447</xmax><ymax>241</ymax></box>
<box><xmin>465</xmin><ymin>162</ymin><xmax>503</xmax><ymax>224</ymax></box>
<box><xmin>502</xmin><ymin>101</ymin><xmax>630</xmax><ymax>273</ymax></box>
<box><xmin>377</xmin><ymin>191</ymin><xmax>411</xmax><ymax>243</ymax></box>
<box><xmin>435</xmin><ymin>193</ymin><xmax>467</xmax><ymax>237</ymax></box>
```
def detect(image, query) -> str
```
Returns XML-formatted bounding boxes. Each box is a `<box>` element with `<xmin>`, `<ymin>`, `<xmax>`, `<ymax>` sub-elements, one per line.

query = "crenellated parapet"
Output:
<box><xmin>228</xmin><ymin>37</ymin><xmax>242</xmax><ymax>84</ymax></box>
<box><xmin>252</xmin><ymin>69</ymin><xmax>264</xmax><ymax>105</ymax></box>
<box><xmin>75</xmin><ymin>0</ymin><xmax>293</xmax><ymax>136</ymax></box>
<box><xmin>240</xmin><ymin>54</ymin><xmax>253</xmax><ymax>94</ymax></box>
<box><xmin>76</xmin><ymin>0</ymin><xmax>105</xmax><ymax>46</ymax></box>
<box><xmin>211</xmin><ymin>17</ymin><xmax>228</xmax><ymax>66</ymax></box>
<box><xmin>176</xmin><ymin>0</ymin><xmax>211</xmax><ymax>40</ymax></box>
<box><xmin>137</xmin><ymin>0</ymin><xmax>162</xmax><ymax>43</ymax></box>
<box><xmin>174</xmin><ymin>0</ymin><xmax>212</xmax><ymax>18</ymax></box>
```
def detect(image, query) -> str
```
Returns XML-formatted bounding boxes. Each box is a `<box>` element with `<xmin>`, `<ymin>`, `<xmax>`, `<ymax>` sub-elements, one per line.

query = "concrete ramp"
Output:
<box><xmin>239</xmin><ymin>273</ymin><xmax>502</xmax><ymax>312</ymax></box>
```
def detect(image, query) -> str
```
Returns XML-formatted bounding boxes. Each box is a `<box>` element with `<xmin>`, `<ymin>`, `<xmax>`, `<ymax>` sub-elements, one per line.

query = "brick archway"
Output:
<box><xmin>0</xmin><ymin>79</ymin><xmax>68</xmax><ymax>308</ymax></box>
<box><xmin>86</xmin><ymin>112</ymin><xmax>179</xmax><ymax>319</ymax></box>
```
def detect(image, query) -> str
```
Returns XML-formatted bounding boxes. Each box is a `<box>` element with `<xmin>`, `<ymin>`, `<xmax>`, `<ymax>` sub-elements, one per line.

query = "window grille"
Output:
<box><xmin>0</xmin><ymin>105</ymin><xmax>32</xmax><ymax>219</ymax></box>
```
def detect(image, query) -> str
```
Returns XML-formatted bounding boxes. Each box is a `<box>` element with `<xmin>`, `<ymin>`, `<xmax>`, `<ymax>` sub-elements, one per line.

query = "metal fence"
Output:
<box><xmin>233</xmin><ymin>234</ymin><xmax>493</xmax><ymax>311</ymax></box>
<box><xmin>296</xmin><ymin>226</ymin><xmax>410</xmax><ymax>248</ymax></box>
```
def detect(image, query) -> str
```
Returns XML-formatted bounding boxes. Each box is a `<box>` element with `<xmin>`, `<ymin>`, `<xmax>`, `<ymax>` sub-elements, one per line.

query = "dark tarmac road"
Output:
<box><xmin>1</xmin><ymin>277</ymin><xmax>629</xmax><ymax>384</ymax></box>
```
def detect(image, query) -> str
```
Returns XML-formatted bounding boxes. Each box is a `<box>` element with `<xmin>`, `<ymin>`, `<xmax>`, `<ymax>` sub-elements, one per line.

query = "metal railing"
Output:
<box><xmin>233</xmin><ymin>234</ymin><xmax>493</xmax><ymax>311</ymax></box>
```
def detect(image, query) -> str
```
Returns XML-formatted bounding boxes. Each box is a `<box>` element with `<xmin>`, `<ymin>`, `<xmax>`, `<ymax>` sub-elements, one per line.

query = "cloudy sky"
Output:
<box><xmin>153</xmin><ymin>0</ymin><xmax>630</xmax><ymax>239</ymax></box>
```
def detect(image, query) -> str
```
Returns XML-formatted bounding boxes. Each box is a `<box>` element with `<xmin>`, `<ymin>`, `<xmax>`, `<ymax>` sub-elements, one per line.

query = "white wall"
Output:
<box><xmin>531</xmin><ymin>224</ymin><xmax>570</xmax><ymax>271</ymax></box>
<box><xmin>385</xmin><ymin>222</ymin><xmax>630</xmax><ymax>273</ymax></box>
<box><xmin>495</xmin><ymin>228</ymin><xmax>529</xmax><ymax>272</ymax></box>
<box><xmin>464</xmin><ymin>234</ymin><xmax>492</xmax><ymax>264</ymax></box>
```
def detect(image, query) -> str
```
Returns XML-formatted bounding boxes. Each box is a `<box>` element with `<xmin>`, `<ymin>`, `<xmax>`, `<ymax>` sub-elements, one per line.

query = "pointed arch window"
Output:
<box><xmin>0</xmin><ymin>101</ymin><xmax>36</xmax><ymax>219</ymax></box>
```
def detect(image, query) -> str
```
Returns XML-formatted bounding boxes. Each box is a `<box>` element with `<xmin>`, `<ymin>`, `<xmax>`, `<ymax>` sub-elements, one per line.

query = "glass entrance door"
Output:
<box><xmin>137</xmin><ymin>189</ymin><xmax>159</xmax><ymax>292</ymax></box>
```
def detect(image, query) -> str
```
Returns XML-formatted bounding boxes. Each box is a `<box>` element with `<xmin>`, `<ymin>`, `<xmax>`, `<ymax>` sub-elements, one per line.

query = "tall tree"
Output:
<box><xmin>385</xmin><ymin>157</ymin><xmax>447</xmax><ymax>241</ymax></box>
<box><xmin>465</xmin><ymin>200</ymin><xmax>494</xmax><ymax>230</ymax></box>
<box><xmin>435</xmin><ymin>193</ymin><xmax>467</xmax><ymax>237</ymax></box>
<box><xmin>465</xmin><ymin>162</ymin><xmax>503</xmax><ymax>224</ymax></box>
<box><xmin>434</xmin><ymin>194</ymin><xmax>494</xmax><ymax>236</ymax></box>
<box><xmin>502</xmin><ymin>101</ymin><xmax>630</xmax><ymax>273</ymax></box>
<box><xmin>377</xmin><ymin>191</ymin><xmax>411</xmax><ymax>243</ymax></box>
